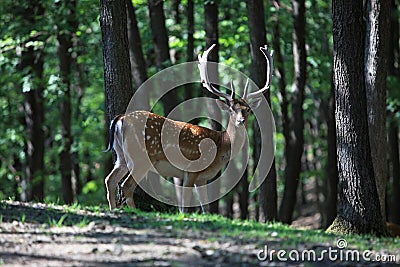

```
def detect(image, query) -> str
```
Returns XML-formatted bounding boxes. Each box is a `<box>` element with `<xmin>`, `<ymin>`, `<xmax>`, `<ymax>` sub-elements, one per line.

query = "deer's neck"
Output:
<box><xmin>221</xmin><ymin>119</ymin><xmax>247</xmax><ymax>159</ymax></box>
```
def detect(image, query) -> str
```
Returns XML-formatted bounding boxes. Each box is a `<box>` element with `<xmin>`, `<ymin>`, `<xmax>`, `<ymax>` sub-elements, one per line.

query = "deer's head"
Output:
<box><xmin>198</xmin><ymin>44</ymin><xmax>274</xmax><ymax>128</ymax></box>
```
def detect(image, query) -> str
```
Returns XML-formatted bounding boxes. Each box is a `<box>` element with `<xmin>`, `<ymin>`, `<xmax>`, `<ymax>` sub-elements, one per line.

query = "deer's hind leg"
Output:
<box><xmin>105</xmin><ymin>163</ymin><xmax>129</xmax><ymax>210</ymax></box>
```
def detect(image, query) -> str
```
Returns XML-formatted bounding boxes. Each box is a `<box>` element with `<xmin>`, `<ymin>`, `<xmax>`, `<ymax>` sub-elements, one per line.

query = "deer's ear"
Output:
<box><xmin>249</xmin><ymin>97</ymin><xmax>262</xmax><ymax>110</ymax></box>
<box><xmin>216</xmin><ymin>99</ymin><xmax>230</xmax><ymax>111</ymax></box>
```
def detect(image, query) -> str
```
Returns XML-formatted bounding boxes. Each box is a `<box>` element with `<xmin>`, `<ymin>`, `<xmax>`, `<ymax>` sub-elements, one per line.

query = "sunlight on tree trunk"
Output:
<box><xmin>327</xmin><ymin>0</ymin><xmax>387</xmax><ymax>236</ymax></box>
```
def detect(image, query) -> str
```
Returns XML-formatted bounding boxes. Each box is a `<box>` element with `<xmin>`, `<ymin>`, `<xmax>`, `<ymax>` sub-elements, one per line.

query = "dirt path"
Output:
<box><xmin>1</xmin><ymin>201</ymin><xmax>399</xmax><ymax>267</ymax></box>
<box><xmin>0</xmin><ymin>201</ymin><xmax>261</xmax><ymax>266</ymax></box>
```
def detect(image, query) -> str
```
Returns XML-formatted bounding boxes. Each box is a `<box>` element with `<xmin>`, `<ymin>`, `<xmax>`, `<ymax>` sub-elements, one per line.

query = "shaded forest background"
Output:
<box><xmin>0</xmin><ymin>0</ymin><xmax>399</xmax><ymax>230</ymax></box>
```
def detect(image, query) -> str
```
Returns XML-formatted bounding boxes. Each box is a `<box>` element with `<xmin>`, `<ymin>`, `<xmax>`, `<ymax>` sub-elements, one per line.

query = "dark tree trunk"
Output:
<box><xmin>388</xmin><ymin>0</ymin><xmax>400</xmax><ymax>224</ymax></box>
<box><xmin>204</xmin><ymin>0</ymin><xmax>221</xmax><ymax>214</ymax></box>
<box><xmin>271</xmin><ymin>4</ymin><xmax>290</xmax><ymax>225</ymax></box>
<box><xmin>364</xmin><ymin>0</ymin><xmax>390</xmax><ymax>220</ymax></box>
<box><xmin>100</xmin><ymin>0</ymin><xmax>133</xmax><ymax>208</ymax></box>
<box><xmin>126</xmin><ymin>0</ymin><xmax>148</xmax><ymax>91</ymax></box>
<box><xmin>186</xmin><ymin>0</ymin><xmax>194</xmax><ymax>63</ymax></box>
<box><xmin>246</xmin><ymin>0</ymin><xmax>278</xmax><ymax>222</ymax></box>
<box><xmin>389</xmin><ymin>122</ymin><xmax>400</xmax><ymax>224</ymax></box>
<box><xmin>148</xmin><ymin>0</ymin><xmax>178</xmax><ymax>115</ymax></box>
<box><xmin>238</xmin><ymin>173</ymin><xmax>249</xmax><ymax>220</ymax></box>
<box><xmin>18</xmin><ymin>1</ymin><xmax>45</xmax><ymax>202</ymax></box>
<box><xmin>72</xmin><ymin>37</ymin><xmax>87</xmax><ymax>196</ymax></box>
<box><xmin>171</xmin><ymin>0</ymin><xmax>181</xmax><ymax>24</ymax></box>
<box><xmin>100</xmin><ymin>0</ymin><xmax>133</xmax><ymax>121</ymax></box>
<box><xmin>148</xmin><ymin>0</ymin><xmax>170</xmax><ymax>70</ymax></box>
<box><xmin>328</xmin><ymin>0</ymin><xmax>386</xmax><ymax>236</ymax></box>
<box><xmin>272</xmin><ymin>1</ymin><xmax>289</xmax><ymax>145</ymax></box>
<box><xmin>57</xmin><ymin>0</ymin><xmax>78</xmax><ymax>204</ymax></box>
<box><xmin>323</xmin><ymin>84</ymin><xmax>338</xmax><ymax>228</ymax></box>
<box><xmin>279</xmin><ymin>0</ymin><xmax>306</xmax><ymax>224</ymax></box>
<box><xmin>184</xmin><ymin>0</ymin><xmax>196</xmax><ymax>102</ymax></box>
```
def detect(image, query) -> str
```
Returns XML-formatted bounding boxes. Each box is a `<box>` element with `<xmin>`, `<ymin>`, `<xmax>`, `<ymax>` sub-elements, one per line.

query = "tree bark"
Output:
<box><xmin>186</xmin><ymin>0</ymin><xmax>194</xmax><ymax>64</ymax></box>
<box><xmin>100</xmin><ymin>0</ymin><xmax>133</xmax><ymax>121</ymax></box>
<box><xmin>388</xmin><ymin>0</ymin><xmax>400</xmax><ymax>224</ymax></box>
<box><xmin>184</xmin><ymin>0</ymin><xmax>195</xmax><ymax>102</ymax></box>
<box><xmin>57</xmin><ymin>0</ymin><xmax>78</xmax><ymax>204</ymax></box>
<box><xmin>148</xmin><ymin>0</ymin><xmax>178</xmax><ymax>116</ymax></box>
<box><xmin>328</xmin><ymin>0</ymin><xmax>386</xmax><ymax>236</ymax></box>
<box><xmin>323</xmin><ymin>84</ymin><xmax>338</xmax><ymax>228</ymax></box>
<box><xmin>204</xmin><ymin>0</ymin><xmax>221</xmax><ymax>214</ymax></box>
<box><xmin>18</xmin><ymin>1</ymin><xmax>45</xmax><ymax>202</ymax></box>
<box><xmin>126</xmin><ymin>0</ymin><xmax>148</xmax><ymax>91</ymax></box>
<box><xmin>246</xmin><ymin>0</ymin><xmax>278</xmax><ymax>222</ymax></box>
<box><xmin>279</xmin><ymin>0</ymin><xmax>306</xmax><ymax>224</ymax></box>
<box><xmin>364</xmin><ymin>0</ymin><xmax>390</xmax><ymax>221</ymax></box>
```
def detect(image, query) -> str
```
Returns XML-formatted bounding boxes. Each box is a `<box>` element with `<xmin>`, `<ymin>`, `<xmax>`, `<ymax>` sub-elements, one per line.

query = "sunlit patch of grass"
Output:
<box><xmin>47</xmin><ymin>214</ymin><xmax>68</xmax><ymax>227</ymax></box>
<box><xmin>20</xmin><ymin>213</ymin><xmax>26</xmax><ymax>224</ymax></box>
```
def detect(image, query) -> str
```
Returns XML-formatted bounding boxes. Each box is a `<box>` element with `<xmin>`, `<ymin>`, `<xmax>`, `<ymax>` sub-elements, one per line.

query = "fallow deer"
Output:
<box><xmin>104</xmin><ymin>44</ymin><xmax>274</xmax><ymax>211</ymax></box>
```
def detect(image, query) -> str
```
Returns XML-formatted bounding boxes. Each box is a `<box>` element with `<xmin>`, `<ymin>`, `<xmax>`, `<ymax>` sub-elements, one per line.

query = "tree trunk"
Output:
<box><xmin>204</xmin><ymin>0</ymin><xmax>221</xmax><ymax>214</ymax></box>
<box><xmin>271</xmin><ymin>0</ymin><xmax>290</xmax><ymax>221</ymax></box>
<box><xmin>100</xmin><ymin>0</ymin><xmax>133</xmax><ymax>208</ymax></box>
<box><xmin>148</xmin><ymin>0</ymin><xmax>178</xmax><ymax>116</ymax></box>
<box><xmin>57</xmin><ymin>0</ymin><xmax>77</xmax><ymax>204</ymax></box>
<box><xmin>186</xmin><ymin>0</ymin><xmax>194</xmax><ymax>64</ymax></box>
<box><xmin>100</xmin><ymin>0</ymin><xmax>133</xmax><ymax>121</ymax></box>
<box><xmin>171</xmin><ymin>0</ymin><xmax>181</xmax><ymax>25</ymax></box>
<box><xmin>18</xmin><ymin>1</ymin><xmax>45</xmax><ymax>202</ymax></box>
<box><xmin>246</xmin><ymin>0</ymin><xmax>278</xmax><ymax>222</ymax></box>
<box><xmin>389</xmin><ymin>122</ymin><xmax>400</xmax><ymax>224</ymax></box>
<box><xmin>126</xmin><ymin>0</ymin><xmax>148</xmax><ymax>91</ymax></box>
<box><xmin>184</xmin><ymin>0</ymin><xmax>195</xmax><ymax>101</ymax></box>
<box><xmin>388</xmin><ymin>0</ymin><xmax>400</xmax><ymax>224</ymax></box>
<box><xmin>364</xmin><ymin>0</ymin><xmax>390</xmax><ymax>221</ymax></box>
<box><xmin>327</xmin><ymin>0</ymin><xmax>386</xmax><ymax>236</ymax></box>
<box><xmin>72</xmin><ymin>36</ymin><xmax>87</xmax><ymax>196</ymax></box>
<box><xmin>279</xmin><ymin>0</ymin><xmax>306</xmax><ymax>224</ymax></box>
<box><xmin>323</xmin><ymin>84</ymin><xmax>338</xmax><ymax>228</ymax></box>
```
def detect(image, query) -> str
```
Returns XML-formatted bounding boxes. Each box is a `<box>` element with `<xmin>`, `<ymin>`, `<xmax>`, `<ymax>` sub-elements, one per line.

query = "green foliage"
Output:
<box><xmin>1</xmin><ymin>0</ymin><xmax>398</xmax><ymax>220</ymax></box>
<box><xmin>47</xmin><ymin>213</ymin><xmax>69</xmax><ymax>227</ymax></box>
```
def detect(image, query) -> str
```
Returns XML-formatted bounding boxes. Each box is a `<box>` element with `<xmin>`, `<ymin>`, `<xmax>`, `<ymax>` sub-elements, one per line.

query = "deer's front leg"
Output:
<box><xmin>195</xmin><ymin>179</ymin><xmax>209</xmax><ymax>213</ymax></box>
<box><xmin>173</xmin><ymin>177</ymin><xmax>183</xmax><ymax>210</ymax></box>
<box><xmin>181</xmin><ymin>172</ymin><xmax>195</xmax><ymax>213</ymax></box>
<box><xmin>105</xmin><ymin>165</ymin><xmax>128</xmax><ymax>210</ymax></box>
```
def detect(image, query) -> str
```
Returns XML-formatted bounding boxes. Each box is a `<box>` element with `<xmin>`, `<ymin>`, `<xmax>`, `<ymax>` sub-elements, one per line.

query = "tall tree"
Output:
<box><xmin>18</xmin><ymin>1</ymin><xmax>45</xmax><ymax>201</ymax></box>
<box><xmin>57</xmin><ymin>0</ymin><xmax>78</xmax><ymax>204</ymax></box>
<box><xmin>323</xmin><ymin>83</ymin><xmax>338</xmax><ymax>228</ymax></box>
<box><xmin>204</xmin><ymin>0</ymin><xmax>221</xmax><ymax>214</ymax></box>
<box><xmin>100</xmin><ymin>0</ymin><xmax>133</xmax><ymax>122</ymax></box>
<box><xmin>184</xmin><ymin>0</ymin><xmax>195</xmax><ymax>102</ymax></box>
<box><xmin>100</xmin><ymin>0</ymin><xmax>133</xmax><ymax>207</ymax></box>
<box><xmin>388</xmin><ymin>0</ymin><xmax>400</xmax><ymax>224</ymax></box>
<box><xmin>328</xmin><ymin>0</ymin><xmax>386</xmax><ymax>235</ymax></box>
<box><xmin>148</xmin><ymin>0</ymin><xmax>178</xmax><ymax>115</ymax></box>
<box><xmin>246</xmin><ymin>0</ymin><xmax>278</xmax><ymax>222</ymax></box>
<box><xmin>126</xmin><ymin>0</ymin><xmax>148</xmax><ymax>92</ymax></box>
<box><xmin>279</xmin><ymin>0</ymin><xmax>306</xmax><ymax>224</ymax></box>
<box><xmin>364</xmin><ymin>0</ymin><xmax>390</xmax><ymax>220</ymax></box>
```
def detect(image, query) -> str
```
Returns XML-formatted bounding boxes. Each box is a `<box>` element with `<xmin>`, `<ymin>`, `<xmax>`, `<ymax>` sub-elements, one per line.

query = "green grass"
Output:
<box><xmin>2</xmin><ymin>200</ymin><xmax>398</xmax><ymax>255</ymax></box>
<box><xmin>110</xmin><ymin>207</ymin><xmax>398</xmax><ymax>253</ymax></box>
<box><xmin>71</xmin><ymin>204</ymin><xmax>400</xmax><ymax>252</ymax></box>
<box><xmin>47</xmin><ymin>213</ymin><xmax>69</xmax><ymax>227</ymax></box>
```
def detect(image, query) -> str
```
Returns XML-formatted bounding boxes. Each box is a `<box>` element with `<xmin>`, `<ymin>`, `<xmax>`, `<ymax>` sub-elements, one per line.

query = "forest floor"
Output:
<box><xmin>0</xmin><ymin>201</ymin><xmax>399</xmax><ymax>267</ymax></box>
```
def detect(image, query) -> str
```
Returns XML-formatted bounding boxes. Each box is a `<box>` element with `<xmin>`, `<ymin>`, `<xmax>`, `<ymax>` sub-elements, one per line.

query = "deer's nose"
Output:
<box><xmin>236</xmin><ymin>117</ymin><xmax>245</xmax><ymax>125</ymax></box>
